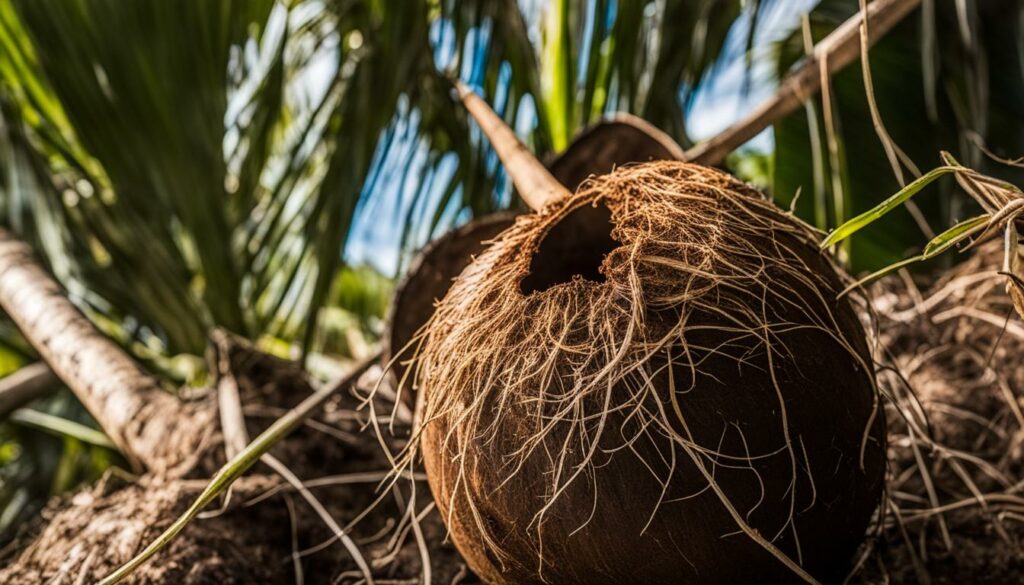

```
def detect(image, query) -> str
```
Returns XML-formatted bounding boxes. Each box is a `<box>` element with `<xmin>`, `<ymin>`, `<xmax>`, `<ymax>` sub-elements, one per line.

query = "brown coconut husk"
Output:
<box><xmin>406</xmin><ymin>161</ymin><xmax>887</xmax><ymax>584</ymax></box>
<box><xmin>387</xmin><ymin>212</ymin><xmax>517</xmax><ymax>385</ymax></box>
<box><xmin>9</xmin><ymin>239</ymin><xmax>1017</xmax><ymax>584</ymax></box>
<box><xmin>544</xmin><ymin>113</ymin><xmax>685</xmax><ymax>189</ymax></box>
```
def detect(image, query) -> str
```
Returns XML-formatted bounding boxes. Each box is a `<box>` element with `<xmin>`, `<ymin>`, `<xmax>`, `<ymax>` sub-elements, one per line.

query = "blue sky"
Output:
<box><xmin>344</xmin><ymin>0</ymin><xmax>819</xmax><ymax>277</ymax></box>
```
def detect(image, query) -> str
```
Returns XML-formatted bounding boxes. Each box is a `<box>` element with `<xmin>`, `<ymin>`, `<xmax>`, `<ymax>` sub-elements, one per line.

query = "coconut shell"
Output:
<box><xmin>385</xmin><ymin>115</ymin><xmax>684</xmax><ymax>380</ymax></box>
<box><xmin>544</xmin><ymin>113</ymin><xmax>685</xmax><ymax>189</ymax></box>
<box><xmin>387</xmin><ymin>212</ymin><xmax>517</xmax><ymax>383</ymax></box>
<box><xmin>415</xmin><ymin>162</ymin><xmax>886</xmax><ymax>585</ymax></box>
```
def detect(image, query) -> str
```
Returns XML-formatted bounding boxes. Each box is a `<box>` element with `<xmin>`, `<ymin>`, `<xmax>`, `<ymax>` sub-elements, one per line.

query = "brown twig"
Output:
<box><xmin>0</xmin><ymin>362</ymin><xmax>57</xmax><ymax>418</ymax></box>
<box><xmin>685</xmin><ymin>0</ymin><xmax>923</xmax><ymax>166</ymax></box>
<box><xmin>454</xmin><ymin>80</ymin><xmax>570</xmax><ymax>211</ymax></box>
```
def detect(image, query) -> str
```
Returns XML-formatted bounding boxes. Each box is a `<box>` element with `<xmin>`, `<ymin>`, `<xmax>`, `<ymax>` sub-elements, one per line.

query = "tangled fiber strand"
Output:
<box><xmin>405</xmin><ymin>162</ymin><xmax>886</xmax><ymax>584</ymax></box>
<box><xmin>860</xmin><ymin>241</ymin><xmax>1024</xmax><ymax>583</ymax></box>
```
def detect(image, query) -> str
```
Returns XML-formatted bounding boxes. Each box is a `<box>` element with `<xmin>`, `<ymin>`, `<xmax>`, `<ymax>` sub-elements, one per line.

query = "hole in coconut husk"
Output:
<box><xmin>519</xmin><ymin>201</ymin><xmax>618</xmax><ymax>294</ymax></box>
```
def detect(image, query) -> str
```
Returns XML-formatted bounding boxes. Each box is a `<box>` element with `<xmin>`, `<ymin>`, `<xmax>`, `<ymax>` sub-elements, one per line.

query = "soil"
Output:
<box><xmin>0</xmin><ymin>339</ymin><xmax>472</xmax><ymax>584</ymax></box>
<box><xmin>850</xmin><ymin>241</ymin><xmax>1024</xmax><ymax>584</ymax></box>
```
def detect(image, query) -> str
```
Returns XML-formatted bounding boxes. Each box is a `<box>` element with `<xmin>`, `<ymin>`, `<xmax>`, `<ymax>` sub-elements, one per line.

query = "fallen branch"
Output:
<box><xmin>0</xmin><ymin>229</ymin><xmax>211</xmax><ymax>472</ymax></box>
<box><xmin>686</xmin><ymin>0</ymin><xmax>922</xmax><ymax>166</ymax></box>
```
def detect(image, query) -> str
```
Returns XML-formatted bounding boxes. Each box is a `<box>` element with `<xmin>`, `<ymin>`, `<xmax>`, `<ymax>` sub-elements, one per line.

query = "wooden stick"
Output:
<box><xmin>0</xmin><ymin>362</ymin><xmax>57</xmax><ymax>417</ymax></box>
<box><xmin>455</xmin><ymin>81</ymin><xmax>571</xmax><ymax>210</ymax></box>
<box><xmin>685</xmin><ymin>0</ymin><xmax>922</xmax><ymax>166</ymax></box>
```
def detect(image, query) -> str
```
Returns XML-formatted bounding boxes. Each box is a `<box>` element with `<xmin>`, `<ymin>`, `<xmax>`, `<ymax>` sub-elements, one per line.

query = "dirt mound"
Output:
<box><xmin>853</xmin><ymin>241</ymin><xmax>1024</xmax><ymax>583</ymax></box>
<box><xmin>0</xmin><ymin>340</ymin><xmax>469</xmax><ymax>584</ymax></box>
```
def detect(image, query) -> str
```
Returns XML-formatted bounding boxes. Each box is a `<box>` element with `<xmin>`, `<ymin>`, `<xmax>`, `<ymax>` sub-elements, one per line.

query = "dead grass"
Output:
<box><xmin>854</xmin><ymin>240</ymin><xmax>1024</xmax><ymax>583</ymax></box>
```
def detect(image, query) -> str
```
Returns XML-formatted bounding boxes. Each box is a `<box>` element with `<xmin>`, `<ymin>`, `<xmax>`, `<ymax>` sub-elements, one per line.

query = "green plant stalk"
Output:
<box><xmin>838</xmin><ymin>214</ymin><xmax>991</xmax><ymax>296</ymax></box>
<box><xmin>821</xmin><ymin>165</ymin><xmax>959</xmax><ymax>249</ymax></box>
<box><xmin>921</xmin><ymin>214</ymin><xmax>989</xmax><ymax>257</ymax></box>
<box><xmin>541</xmin><ymin>0</ymin><xmax>573</xmax><ymax>151</ymax></box>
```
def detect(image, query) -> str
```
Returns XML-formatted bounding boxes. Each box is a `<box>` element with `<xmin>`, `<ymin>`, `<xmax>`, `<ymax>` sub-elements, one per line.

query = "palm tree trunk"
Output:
<box><xmin>0</xmin><ymin>229</ymin><xmax>211</xmax><ymax>473</ymax></box>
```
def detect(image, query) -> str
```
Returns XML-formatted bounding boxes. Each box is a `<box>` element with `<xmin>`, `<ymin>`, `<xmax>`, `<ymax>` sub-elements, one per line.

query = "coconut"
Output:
<box><xmin>410</xmin><ymin>159</ymin><xmax>887</xmax><ymax>584</ymax></box>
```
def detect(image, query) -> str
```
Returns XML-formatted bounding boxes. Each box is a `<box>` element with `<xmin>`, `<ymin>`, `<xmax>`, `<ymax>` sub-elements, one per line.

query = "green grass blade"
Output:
<box><xmin>921</xmin><ymin>214</ymin><xmax>989</xmax><ymax>258</ymax></box>
<box><xmin>9</xmin><ymin>409</ymin><xmax>116</xmax><ymax>449</ymax></box>
<box><xmin>821</xmin><ymin>165</ymin><xmax>960</xmax><ymax>249</ymax></box>
<box><xmin>839</xmin><ymin>214</ymin><xmax>991</xmax><ymax>297</ymax></box>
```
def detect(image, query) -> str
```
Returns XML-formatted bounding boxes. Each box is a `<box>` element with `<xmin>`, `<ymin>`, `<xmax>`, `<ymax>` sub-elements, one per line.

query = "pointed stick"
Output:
<box><xmin>455</xmin><ymin>81</ymin><xmax>571</xmax><ymax>210</ymax></box>
<box><xmin>685</xmin><ymin>0</ymin><xmax>922</xmax><ymax>166</ymax></box>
